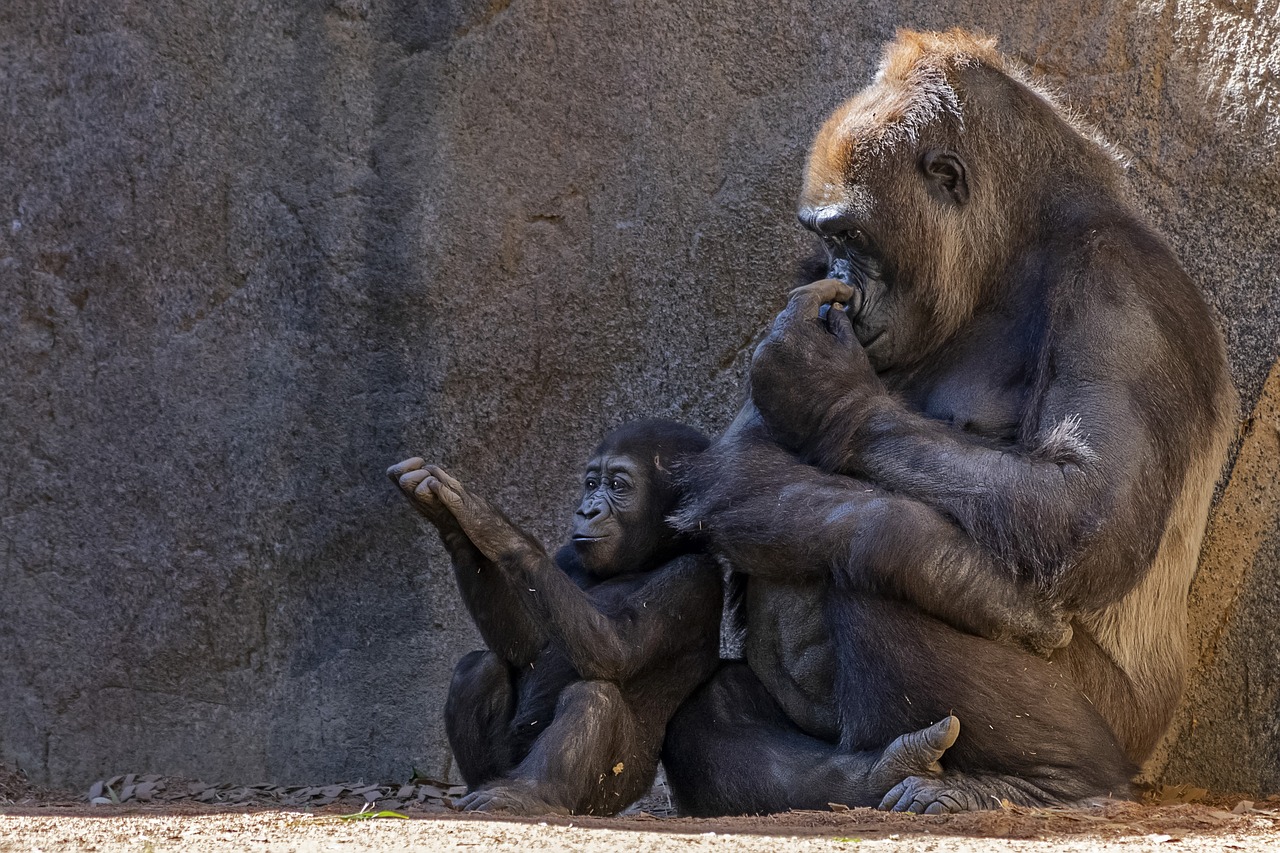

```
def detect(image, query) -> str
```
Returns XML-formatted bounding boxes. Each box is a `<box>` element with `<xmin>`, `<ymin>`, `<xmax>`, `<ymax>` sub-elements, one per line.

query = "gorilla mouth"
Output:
<box><xmin>825</xmin><ymin>254</ymin><xmax>869</xmax><ymax>318</ymax></box>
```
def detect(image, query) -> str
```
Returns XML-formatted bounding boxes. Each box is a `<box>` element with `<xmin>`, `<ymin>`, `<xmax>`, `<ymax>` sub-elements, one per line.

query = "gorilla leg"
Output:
<box><xmin>456</xmin><ymin>680</ymin><xmax>658</xmax><ymax>816</ymax></box>
<box><xmin>662</xmin><ymin>662</ymin><xmax>959</xmax><ymax>816</ymax></box>
<box><xmin>827</xmin><ymin>596</ymin><xmax>1134</xmax><ymax>810</ymax></box>
<box><xmin>444</xmin><ymin>650</ymin><xmax>518</xmax><ymax>789</ymax></box>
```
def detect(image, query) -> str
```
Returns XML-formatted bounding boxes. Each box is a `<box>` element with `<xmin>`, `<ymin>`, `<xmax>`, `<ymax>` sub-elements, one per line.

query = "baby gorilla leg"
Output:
<box><xmin>455</xmin><ymin>680</ymin><xmax>655</xmax><ymax>816</ymax></box>
<box><xmin>444</xmin><ymin>651</ymin><xmax>518</xmax><ymax>789</ymax></box>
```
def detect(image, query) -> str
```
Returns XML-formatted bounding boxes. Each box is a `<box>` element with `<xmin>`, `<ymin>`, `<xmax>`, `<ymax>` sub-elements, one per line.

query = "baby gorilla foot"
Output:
<box><xmin>867</xmin><ymin>715</ymin><xmax>960</xmax><ymax>795</ymax></box>
<box><xmin>454</xmin><ymin>783</ymin><xmax>567</xmax><ymax>816</ymax></box>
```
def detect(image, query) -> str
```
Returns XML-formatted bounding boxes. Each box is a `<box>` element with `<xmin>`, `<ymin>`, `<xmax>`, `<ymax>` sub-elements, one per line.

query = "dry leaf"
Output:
<box><xmin>612</xmin><ymin>763</ymin><xmax>624</xmax><ymax>775</ymax></box>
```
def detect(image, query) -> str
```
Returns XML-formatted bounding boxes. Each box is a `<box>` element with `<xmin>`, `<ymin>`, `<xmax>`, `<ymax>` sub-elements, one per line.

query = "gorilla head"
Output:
<box><xmin>571</xmin><ymin>419</ymin><xmax>711</xmax><ymax>577</ymax></box>
<box><xmin>795</xmin><ymin>29</ymin><xmax>1121</xmax><ymax>371</ymax></box>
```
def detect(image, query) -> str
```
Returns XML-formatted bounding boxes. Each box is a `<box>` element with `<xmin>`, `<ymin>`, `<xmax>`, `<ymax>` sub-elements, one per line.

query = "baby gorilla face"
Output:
<box><xmin>572</xmin><ymin>453</ymin><xmax>666</xmax><ymax>577</ymax></box>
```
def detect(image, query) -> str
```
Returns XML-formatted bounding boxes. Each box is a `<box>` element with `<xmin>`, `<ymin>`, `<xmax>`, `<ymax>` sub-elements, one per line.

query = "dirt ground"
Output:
<box><xmin>4</xmin><ymin>767</ymin><xmax>1279</xmax><ymax>852</ymax></box>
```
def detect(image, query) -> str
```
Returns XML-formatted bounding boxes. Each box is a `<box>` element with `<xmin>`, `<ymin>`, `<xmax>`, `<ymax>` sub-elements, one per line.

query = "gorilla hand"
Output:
<box><xmin>1008</xmin><ymin>602</ymin><xmax>1075</xmax><ymax>659</ymax></box>
<box><xmin>418</xmin><ymin>465</ymin><xmax>542</xmax><ymax>565</ymax></box>
<box><xmin>388</xmin><ymin>457</ymin><xmax>458</xmax><ymax>532</ymax></box>
<box><xmin>750</xmin><ymin>279</ymin><xmax>884</xmax><ymax>455</ymax></box>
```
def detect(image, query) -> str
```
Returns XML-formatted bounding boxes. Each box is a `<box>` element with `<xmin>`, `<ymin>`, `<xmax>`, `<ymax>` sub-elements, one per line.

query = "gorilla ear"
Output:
<box><xmin>920</xmin><ymin>149</ymin><xmax>970</xmax><ymax>207</ymax></box>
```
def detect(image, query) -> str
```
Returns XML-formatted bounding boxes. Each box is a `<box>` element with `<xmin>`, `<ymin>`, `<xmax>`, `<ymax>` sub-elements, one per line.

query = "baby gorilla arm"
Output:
<box><xmin>388</xmin><ymin>458</ymin><xmax>546</xmax><ymax>666</ymax></box>
<box><xmin>421</xmin><ymin>465</ymin><xmax>713</xmax><ymax>682</ymax></box>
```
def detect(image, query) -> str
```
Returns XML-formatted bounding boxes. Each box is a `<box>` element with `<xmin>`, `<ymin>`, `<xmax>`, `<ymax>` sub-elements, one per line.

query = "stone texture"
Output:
<box><xmin>1</xmin><ymin>1</ymin><xmax>1277</xmax><ymax>788</ymax></box>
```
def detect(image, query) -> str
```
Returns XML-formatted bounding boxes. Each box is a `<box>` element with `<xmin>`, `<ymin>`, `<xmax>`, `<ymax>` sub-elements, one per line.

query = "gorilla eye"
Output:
<box><xmin>609</xmin><ymin>478</ymin><xmax>630</xmax><ymax>493</ymax></box>
<box><xmin>848</xmin><ymin>229</ymin><xmax>872</xmax><ymax>253</ymax></box>
<box><xmin>585</xmin><ymin>477</ymin><xmax>600</xmax><ymax>490</ymax></box>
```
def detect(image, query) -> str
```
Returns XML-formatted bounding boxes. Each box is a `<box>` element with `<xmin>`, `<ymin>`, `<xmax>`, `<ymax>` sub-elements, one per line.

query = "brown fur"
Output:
<box><xmin>801</xmin><ymin>29</ymin><xmax>1237</xmax><ymax>766</ymax></box>
<box><xmin>802</xmin><ymin>28</ymin><xmax>1123</xmax><ymax>357</ymax></box>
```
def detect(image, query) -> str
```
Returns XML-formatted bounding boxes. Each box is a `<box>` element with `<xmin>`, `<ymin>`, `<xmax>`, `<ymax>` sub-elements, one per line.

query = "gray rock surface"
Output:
<box><xmin>2</xmin><ymin>1</ymin><xmax>1277</xmax><ymax>789</ymax></box>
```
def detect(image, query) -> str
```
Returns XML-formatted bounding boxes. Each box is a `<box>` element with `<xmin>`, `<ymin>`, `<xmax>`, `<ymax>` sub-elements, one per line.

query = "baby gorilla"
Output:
<box><xmin>388</xmin><ymin>420</ymin><xmax>722</xmax><ymax>815</ymax></box>
<box><xmin>389</xmin><ymin>419</ymin><xmax>959</xmax><ymax>816</ymax></box>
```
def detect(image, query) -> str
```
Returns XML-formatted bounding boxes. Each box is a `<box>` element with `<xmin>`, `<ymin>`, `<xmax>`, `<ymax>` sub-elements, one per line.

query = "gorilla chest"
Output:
<box><xmin>896</xmin><ymin>331</ymin><xmax>1033</xmax><ymax>441</ymax></box>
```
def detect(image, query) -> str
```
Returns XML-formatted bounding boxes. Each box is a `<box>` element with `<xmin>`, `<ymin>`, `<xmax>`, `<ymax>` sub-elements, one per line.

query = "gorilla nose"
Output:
<box><xmin>798</xmin><ymin>205</ymin><xmax>858</xmax><ymax>237</ymax></box>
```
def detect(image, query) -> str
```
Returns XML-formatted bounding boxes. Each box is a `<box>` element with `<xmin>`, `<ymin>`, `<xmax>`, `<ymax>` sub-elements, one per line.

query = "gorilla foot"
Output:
<box><xmin>867</xmin><ymin>715</ymin><xmax>959</xmax><ymax>794</ymax></box>
<box><xmin>878</xmin><ymin>775</ymin><xmax>988</xmax><ymax>814</ymax></box>
<box><xmin>877</xmin><ymin>770</ymin><xmax>1073</xmax><ymax>814</ymax></box>
<box><xmin>454</xmin><ymin>783</ymin><xmax>568</xmax><ymax>816</ymax></box>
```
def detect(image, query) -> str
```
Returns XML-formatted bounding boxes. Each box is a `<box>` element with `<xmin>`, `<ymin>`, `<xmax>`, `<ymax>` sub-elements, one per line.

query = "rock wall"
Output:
<box><xmin>2</xmin><ymin>0</ymin><xmax>1277</xmax><ymax>790</ymax></box>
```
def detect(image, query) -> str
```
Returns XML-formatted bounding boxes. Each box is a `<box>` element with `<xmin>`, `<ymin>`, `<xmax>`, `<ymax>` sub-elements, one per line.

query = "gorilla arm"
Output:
<box><xmin>675</xmin><ymin>418</ymin><xmax>1072</xmax><ymax>656</ymax></box>
<box><xmin>749</xmin><ymin>280</ymin><xmax>1170</xmax><ymax>611</ymax></box>
<box><xmin>421</xmin><ymin>466</ymin><xmax>721</xmax><ymax>682</ymax></box>
<box><xmin>389</xmin><ymin>459</ymin><xmax>548</xmax><ymax>667</ymax></box>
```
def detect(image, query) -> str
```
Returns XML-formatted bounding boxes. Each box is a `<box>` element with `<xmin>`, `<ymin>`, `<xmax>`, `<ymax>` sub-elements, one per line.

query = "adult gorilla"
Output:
<box><xmin>662</xmin><ymin>29</ymin><xmax>1236</xmax><ymax>815</ymax></box>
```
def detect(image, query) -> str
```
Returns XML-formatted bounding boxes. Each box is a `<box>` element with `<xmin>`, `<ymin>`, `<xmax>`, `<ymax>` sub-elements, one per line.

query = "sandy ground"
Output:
<box><xmin>4</xmin><ymin>800</ymin><xmax>1280</xmax><ymax>852</ymax></box>
<box><xmin>5</xmin><ymin>767</ymin><xmax>1280</xmax><ymax>851</ymax></box>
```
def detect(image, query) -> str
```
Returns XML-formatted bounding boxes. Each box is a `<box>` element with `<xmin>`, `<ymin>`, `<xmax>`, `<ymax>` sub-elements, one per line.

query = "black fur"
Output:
<box><xmin>389</xmin><ymin>421</ymin><xmax>721</xmax><ymax>816</ymax></box>
<box><xmin>662</xmin><ymin>33</ymin><xmax>1233</xmax><ymax>814</ymax></box>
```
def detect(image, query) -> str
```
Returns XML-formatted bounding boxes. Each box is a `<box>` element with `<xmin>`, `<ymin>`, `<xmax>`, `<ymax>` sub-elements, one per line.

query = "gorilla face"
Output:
<box><xmin>794</xmin><ymin>67</ymin><xmax>986</xmax><ymax>375</ymax></box>
<box><xmin>572</xmin><ymin>452</ymin><xmax>666</xmax><ymax>578</ymax></box>
<box><xmin>796</xmin><ymin>140</ymin><xmax>979</xmax><ymax>374</ymax></box>
<box><xmin>796</xmin><ymin>200</ymin><xmax>925</xmax><ymax>374</ymax></box>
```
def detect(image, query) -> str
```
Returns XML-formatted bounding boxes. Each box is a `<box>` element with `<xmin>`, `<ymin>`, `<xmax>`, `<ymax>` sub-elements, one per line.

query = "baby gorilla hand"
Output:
<box><xmin>408</xmin><ymin>464</ymin><xmax>538</xmax><ymax>564</ymax></box>
<box><xmin>867</xmin><ymin>715</ymin><xmax>960</xmax><ymax>797</ymax></box>
<box><xmin>387</xmin><ymin>457</ymin><xmax>454</xmax><ymax>529</ymax></box>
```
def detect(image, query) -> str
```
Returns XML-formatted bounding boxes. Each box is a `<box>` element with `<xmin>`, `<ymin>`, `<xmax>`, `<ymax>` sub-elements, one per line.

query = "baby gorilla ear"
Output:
<box><xmin>920</xmin><ymin>149</ymin><xmax>969</xmax><ymax>206</ymax></box>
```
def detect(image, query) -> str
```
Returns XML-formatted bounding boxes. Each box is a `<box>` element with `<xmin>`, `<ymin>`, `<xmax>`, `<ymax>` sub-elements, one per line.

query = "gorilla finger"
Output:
<box><xmin>430</xmin><ymin>478</ymin><xmax>465</xmax><ymax>508</ymax></box>
<box><xmin>924</xmin><ymin>800</ymin><xmax>948</xmax><ymax>815</ymax></box>
<box><xmin>894</xmin><ymin>794</ymin><xmax>920</xmax><ymax>813</ymax></box>
<box><xmin>827</xmin><ymin>303</ymin><xmax>858</xmax><ymax>349</ymax></box>
<box><xmin>907</xmin><ymin>797</ymin><xmax>929</xmax><ymax>815</ymax></box>
<box><xmin>787</xmin><ymin>279</ymin><xmax>857</xmax><ymax>317</ymax></box>
<box><xmin>425</xmin><ymin>464</ymin><xmax>464</xmax><ymax>492</ymax></box>
<box><xmin>387</xmin><ymin>457</ymin><xmax>425</xmax><ymax>482</ymax></box>
<box><xmin>890</xmin><ymin>781</ymin><xmax>924</xmax><ymax>813</ymax></box>
<box><xmin>937</xmin><ymin>793</ymin><xmax>966</xmax><ymax>813</ymax></box>
<box><xmin>400</xmin><ymin>469</ymin><xmax>431</xmax><ymax>490</ymax></box>
<box><xmin>878</xmin><ymin>781</ymin><xmax>908</xmax><ymax>812</ymax></box>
